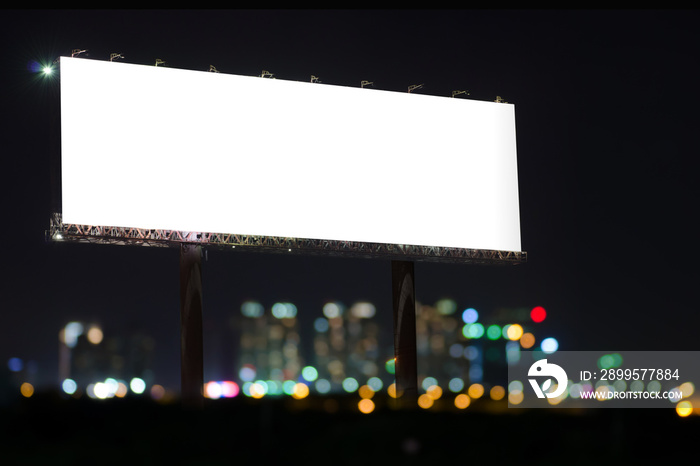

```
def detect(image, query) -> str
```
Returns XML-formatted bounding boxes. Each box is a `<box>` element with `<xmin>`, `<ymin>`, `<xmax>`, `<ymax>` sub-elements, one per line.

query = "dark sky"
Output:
<box><xmin>1</xmin><ymin>9</ymin><xmax>699</xmax><ymax>391</ymax></box>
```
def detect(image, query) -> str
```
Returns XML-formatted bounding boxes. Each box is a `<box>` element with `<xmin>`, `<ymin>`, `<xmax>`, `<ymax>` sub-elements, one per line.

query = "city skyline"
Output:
<box><xmin>22</xmin><ymin>294</ymin><xmax>553</xmax><ymax>398</ymax></box>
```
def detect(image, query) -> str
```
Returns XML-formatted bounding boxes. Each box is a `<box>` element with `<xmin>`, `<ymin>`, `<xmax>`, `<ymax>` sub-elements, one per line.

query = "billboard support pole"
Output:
<box><xmin>391</xmin><ymin>260</ymin><xmax>418</xmax><ymax>408</ymax></box>
<box><xmin>180</xmin><ymin>243</ymin><xmax>204</xmax><ymax>408</ymax></box>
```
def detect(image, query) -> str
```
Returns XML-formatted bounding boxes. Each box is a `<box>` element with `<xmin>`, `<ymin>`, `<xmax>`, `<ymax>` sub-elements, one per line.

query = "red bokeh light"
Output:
<box><xmin>530</xmin><ymin>306</ymin><xmax>546</xmax><ymax>323</ymax></box>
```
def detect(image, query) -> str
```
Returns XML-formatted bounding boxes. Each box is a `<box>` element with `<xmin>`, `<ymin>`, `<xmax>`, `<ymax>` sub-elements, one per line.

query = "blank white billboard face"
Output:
<box><xmin>60</xmin><ymin>56</ymin><xmax>521</xmax><ymax>253</ymax></box>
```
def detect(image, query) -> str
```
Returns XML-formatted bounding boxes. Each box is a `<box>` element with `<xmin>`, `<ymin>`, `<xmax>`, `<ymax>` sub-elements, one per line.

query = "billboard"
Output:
<box><xmin>57</xmin><ymin>56</ymin><xmax>522</xmax><ymax>260</ymax></box>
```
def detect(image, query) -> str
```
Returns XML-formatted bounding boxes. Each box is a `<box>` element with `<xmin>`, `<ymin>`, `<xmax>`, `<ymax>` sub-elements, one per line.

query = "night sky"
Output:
<box><xmin>1</xmin><ymin>9</ymin><xmax>699</xmax><ymax>392</ymax></box>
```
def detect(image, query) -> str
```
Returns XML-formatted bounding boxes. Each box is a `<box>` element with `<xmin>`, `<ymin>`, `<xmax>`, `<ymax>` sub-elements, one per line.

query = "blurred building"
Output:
<box><xmin>312</xmin><ymin>301</ymin><xmax>388</xmax><ymax>392</ymax></box>
<box><xmin>235</xmin><ymin>301</ymin><xmax>303</xmax><ymax>386</ymax></box>
<box><xmin>58</xmin><ymin>321</ymin><xmax>156</xmax><ymax>394</ymax></box>
<box><xmin>230</xmin><ymin>297</ymin><xmax>550</xmax><ymax>400</ymax></box>
<box><xmin>416</xmin><ymin>299</ymin><xmax>471</xmax><ymax>386</ymax></box>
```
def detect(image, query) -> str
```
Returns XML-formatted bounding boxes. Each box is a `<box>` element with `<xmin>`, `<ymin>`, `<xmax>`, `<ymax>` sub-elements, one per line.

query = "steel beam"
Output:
<box><xmin>49</xmin><ymin>213</ymin><xmax>526</xmax><ymax>265</ymax></box>
<box><xmin>391</xmin><ymin>260</ymin><xmax>418</xmax><ymax>407</ymax></box>
<box><xmin>180</xmin><ymin>243</ymin><xmax>204</xmax><ymax>408</ymax></box>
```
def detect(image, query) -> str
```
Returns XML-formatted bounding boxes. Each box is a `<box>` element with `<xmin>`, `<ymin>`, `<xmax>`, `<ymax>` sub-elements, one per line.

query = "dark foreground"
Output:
<box><xmin>1</xmin><ymin>392</ymin><xmax>698</xmax><ymax>465</ymax></box>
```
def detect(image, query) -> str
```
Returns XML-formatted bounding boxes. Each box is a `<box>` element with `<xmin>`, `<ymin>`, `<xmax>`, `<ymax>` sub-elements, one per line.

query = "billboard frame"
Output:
<box><xmin>47</xmin><ymin>212</ymin><xmax>526</xmax><ymax>265</ymax></box>
<box><xmin>47</xmin><ymin>55</ymin><xmax>527</xmax><ymax>407</ymax></box>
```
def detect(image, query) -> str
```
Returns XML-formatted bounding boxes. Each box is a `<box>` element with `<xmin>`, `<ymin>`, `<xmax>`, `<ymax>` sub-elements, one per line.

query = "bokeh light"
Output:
<box><xmin>462</xmin><ymin>323</ymin><xmax>484</xmax><ymax>339</ymax></box>
<box><xmin>490</xmin><ymin>385</ymin><xmax>505</xmax><ymax>400</ymax></box>
<box><xmin>87</xmin><ymin>325</ymin><xmax>103</xmax><ymax>344</ymax></box>
<box><xmin>464</xmin><ymin>346</ymin><xmax>480</xmax><ymax>360</ymax></box>
<box><xmin>421</xmin><ymin>377</ymin><xmax>438</xmax><ymax>391</ymax></box>
<box><xmin>322</xmin><ymin>302</ymin><xmax>342</xmax><ymax>318</ymax></box>
<box><xmin>301</xmin><ymin>366</ymin><xmax>318</xmax><ymax>382</ymax></box>
<box><xmin>130</xmin><ymin>377</ymin><xmax>146</xmax><ymax>394</ymax></box>
<box><xmin>597</xmin><ymin>353</ymin><xmax>623</xmax><ymax>370</ymax></box>
<box><xmin>239</xmin><ymin>364</ymin><xmax>256</xmax><ymax>382</ymax></box>
<box><xmin>62</xmin><ymin>378</ymin><xmax>77</xmax><ymax>395</ymax></box>
<box><xmin>292</xmin><ymin>382</ymin><xmax>309</xmax><ymax>399</ymax></box>
<box><xmin>104</xmin><ymin>378</ymin><xmax>119</xmax><ymax>397</ymax></box>
<box><xmin>520</xmin><ymin>332</ymin><xmax>535</xmax><ymax>349</ymax></box>
<box><xmin>462</xmin><ymin>308</ymin><xmax>478</xmax><ymax>324</ymax></box>
<box><xmin>220</xmin><ymin>381</ymin><xmax>239</xmax><ymax>398</ymax></box>
<box><xmin>115</xmin><ymin>381</ymin><xmax>128</xmax><ymax>398</ymax></box>
<box><xmin>367</xmin><ymin>377</ymin><xmax>383</xmax><ymax>392</ymax></box>
<box><xmin>20</xmin><ymin>382</ymin><xmax>34</xmax><ymax>398</ymax></box>
<box><xmin>679</xmin><ymin>382</ymin><xmax>695</xmax><ymax>398</ymax></box>
<box><xmin>508</xmin><ymin>391</ymin><xmax>524</xmax><ymax>405</ymax></box>
<box><xmin>530</xmin><ymin>306</ymin><xmax>546</xmax><ymax>322</ymax></box>
<box><xmin>350</xmin><ymin>302</ymin><xmax>376</xmax><ymax>318</ymax></box>
<box><xmin>150</xmin><ymin>384</ymin><xmax>165</xmax><ymax>400</ymax></box>
<box><xmin>7</xmin><ymin>357</ymin><xmax>23</xmax><ymax>372</ymax></box>
<box><xmin>358</xmin><ymin>398</ymin><xmax>375</xmax><ymax>414</ymax></box>
<box><xmin>505</xmin><ymin>323</ymin><xmax>524</xmax><ymax>340</ymax></box>
<box><xmin>467</xmin><ymin>383</ymin><xmax>484</xmax><ymax>399</ymax></box>
<box><xmin>315</xmin><ymin>379</ymin><xmax>331</xmax><ymax>394</ymax></box>
<box><xmin>62</xmin><ymin>322</ymin><xmax>84</xmax><ymax>348</ymax></box>
<box><xmin>241</xmin><ymin>300</ymin><xmax>264</xmax><ymax>317</ymax></box>
<box><xmin>508</xmin><ymin>380</ymin><xmax>524</xmax><ymax>394</ymax></box>
<box><xmin>417</xmin><ymin>394</ymin><xmax>434</xmax><ymax>409</ymax></box>
<box><xmin>268</xmin><ymin>380</ymin><xmax>283</xmax><ymax>395</ymax></box>
<box><xmin>676</xmin><ymin>400</ymin><xmax>693</xmax><ymax>417</ymax></box>
<box><xmin>448</xmin><ymin>378</ymin><xmax>464</xmax><ymax>393</ymax></box>
<box><xmin>505</xmin><ymin>341</ymin><xmax>521</xmax><ymax>365</ymax></box>
<box><xmin>449</xmin><ymin>343</ymin><xmax>463</xmax><ymax>358</ymax></box>
<box><xmin>342</xmin><ymin>377</ymin><xmax>359</xmax><ymax>393</ymax></box>
<box><xmin>426</xmin><ymin>385</ymin><xmax>443</xmax><ymax>400</ymax></box>
<box><xmin>358</xmin><ymin>384</ymin><xmax>375</xmax><ymax>399</ymax></box>
<box><xmin>436</xmin><ymin>299</ymin><xmax>457</xmax><ymax>315</ymax></box>
<box><xmin>486</xmin><ymin>324</ymin><xmax>501</xmax><ymax>340</ymax></box>
<box><xmin>205</xmin><ymin>381</ymin><xmax>240</xmax><ymax>399</ymax></box>
<box><xmin>282</xmin><ymin>380</ymin><xmax>296</xmax><ymax>396</ymax></box>
<box><xmin>272</xmin><ymin>302</ymin><xmax>297</xmax><ymax>319</ymax></box>
<box><xmin>454</xmin><ymin>393</ymin><xmax>471</xmax><ymax>409</ymax></box>
<box><xmin>250</xmin><ymin>381</ymin><xmax>267</xmax><ymax>398</ymax></box>
<box><xmin>313</xmin><ymin>317</ymin><xmax>329</xmax><ymax>332</ymax></box>
<box><xmin>541</xmin><ymin>337</ymin><xmax>559</xmax><ymax>354</ymax></box>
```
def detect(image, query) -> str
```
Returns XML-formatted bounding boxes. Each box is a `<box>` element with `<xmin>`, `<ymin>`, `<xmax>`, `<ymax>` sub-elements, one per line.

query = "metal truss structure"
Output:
<box><xmin>47</xmin><ymin>212</ymin><xmax>526</xmax><ymax>265</ymax></box>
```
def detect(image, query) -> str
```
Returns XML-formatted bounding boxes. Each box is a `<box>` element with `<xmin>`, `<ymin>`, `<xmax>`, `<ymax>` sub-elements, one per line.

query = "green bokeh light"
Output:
<box><xmin>486</xmin><ymin>324</ymin><xmax>501</xmax><ymax>340</ymax></box>
<box><xmin>462</xmin><ymin>323</ymin><xmax>484</xmax><ymax>339</ymax></box>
